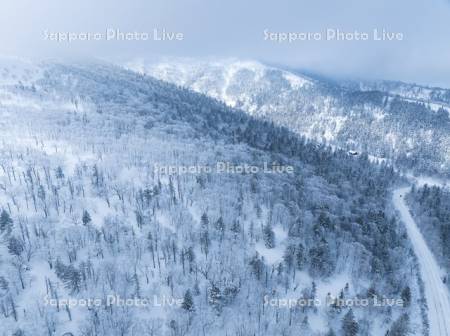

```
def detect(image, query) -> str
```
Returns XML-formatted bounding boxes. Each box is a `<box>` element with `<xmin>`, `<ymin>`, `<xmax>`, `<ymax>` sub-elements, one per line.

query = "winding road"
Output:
<box><xmin>393</xmin><ymin>187</ymin><xmax>450</xmax><ymax>336</ymax></box>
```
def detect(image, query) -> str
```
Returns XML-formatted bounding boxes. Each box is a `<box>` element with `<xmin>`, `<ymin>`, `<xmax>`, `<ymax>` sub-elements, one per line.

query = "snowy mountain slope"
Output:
<box><xmin>130</xmin><ymin>59</ymin><xmax>450</xmax><ymax>177</ymax></box>
<box><xmin>128</xmin><ymin>59</ymin><xmax>314</xmax><ymax>114</ymax></box>
<box><xmin>0</xmin><ymin>60</ymin><xmax>424</xmax><ymax>335</ymax></box>
<box><xmin>0</xmin><ymin>56</ymin><xmax>43</xmax><ymax>86</ymax></box>
<box><xmin>350</xmin><ymin>79</ymin><xmax>450</xmax><ymax>108</ymax></box>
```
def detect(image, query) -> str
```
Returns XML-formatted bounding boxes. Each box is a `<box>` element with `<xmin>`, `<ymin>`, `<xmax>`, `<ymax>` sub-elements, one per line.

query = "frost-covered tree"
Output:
<box><xmin>55</xmin><ymin>259</ymin><xmax>81</xmax><ymax>293</ymax></box>
<box><xmin>7</xmin><ymin>237</ymin><xmax>24</xmax><ymax>257</ymax></box>
<box><xmin>0</xmin><ymin>60</ymin><xmax>420</xmax><ymax>335</ymax></box>
<box><xmin>0</xmin><ymin>209</ymin><xmax>13</xmax><ymax>234</ymax></box>
<box><xmin>263</xmin><ymin>223</ymin><xmax>275</xmax><ymax>248</ymax></box>
<box><xmin>401</xmin><ymin>286</ymin><xmax>411</xmax><ymax>307</ymax></box>
<box><xmin>388</xmin><ymin>313</ymin><xmax>410</xmax><ymax>336</ymax></box>
<box><xmin>182</xmin><ymin>290</ymin><xmax>195</xmax><ymax>312</ymax></box>
<box><xmin>82</xmin><ymin>210</ymin><xmax>92</xmax><ymax>225</ymax></box>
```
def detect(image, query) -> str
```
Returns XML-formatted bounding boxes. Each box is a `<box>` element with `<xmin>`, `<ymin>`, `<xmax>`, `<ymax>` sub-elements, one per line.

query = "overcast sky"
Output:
<box><xmin>1</xmin><ymin>0</ymin><xmax>450</xmax><ymax>87</ymax></box>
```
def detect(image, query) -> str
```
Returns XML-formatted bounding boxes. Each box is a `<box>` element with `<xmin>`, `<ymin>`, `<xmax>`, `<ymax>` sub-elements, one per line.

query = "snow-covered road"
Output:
<box><xmin>393</xmin><ymin>187</ymin><xmax>450</xmax><ymax>336</ymax></box>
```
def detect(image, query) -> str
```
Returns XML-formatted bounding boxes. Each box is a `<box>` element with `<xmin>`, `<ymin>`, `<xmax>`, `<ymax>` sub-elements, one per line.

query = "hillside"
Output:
<box><xmin>132</xmin><ymin>59</ymin><xmax>450</xmax><ymax>177</ymax></box>
<box><xmin>0</xmin><ymin>59</ymin><xmax>423</xmax><ymax>336</ymax></box>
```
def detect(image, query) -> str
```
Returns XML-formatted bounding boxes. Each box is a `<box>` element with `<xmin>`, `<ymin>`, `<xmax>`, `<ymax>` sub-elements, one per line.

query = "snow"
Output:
<box><xmin>407</xmin><ymin>175</ymin><xmax>450</xmax><ymax>190</ymax></box>
<box><xmin>283</xmin><ymin>72</ymin><xmax>311</xmax><ymax>89</ymax></box>
<box><xmin>125</xmin><ymin>58</ymin><xmax>313</xmax><ymax>112</ymax></box>
<box><xmin>372</xmin><ymin>109</ymin><xmax>386</xmax><ymax>121</ymax></box>
<box><xmin>0</xmin><ymin>55</ymin><xmax>43</xmax><ymax>85</ymax></box>
<box><xmin>255</xmin><ymin>225</ymin><xmax>287</xmax><ymax>264</ymax></box>
<box><xmin>155</xmin><ymin>211</ymin><xmax>176</xmax><ymax>232</ymax></box>
<box><xmin>393</xmin><ymin>187</ymin><xmax>450</xmax><ymax>336</ymax></box>
<box><xmin>368</xmin><ymin>155</ymin><xmax>388</xmax><ymax>165</ymax></box>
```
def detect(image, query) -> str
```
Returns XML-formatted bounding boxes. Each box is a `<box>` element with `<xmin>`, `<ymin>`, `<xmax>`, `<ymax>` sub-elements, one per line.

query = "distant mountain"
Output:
<box><xmin>130</xmin><ymin>59</ymin><xmax>450</xmax><ymax>176</ymax></box>
<box><xmin>345</xmin><ymin>79</ymin><xmax>450</xmax><ymax>106</ymax></box>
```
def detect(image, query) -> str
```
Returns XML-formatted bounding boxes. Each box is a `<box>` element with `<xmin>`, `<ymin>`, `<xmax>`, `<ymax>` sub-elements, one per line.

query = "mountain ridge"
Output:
<box><xmin>129</xmin><ymin>58</ymin><xmax>450</xmax><ymax>177</ymax></box>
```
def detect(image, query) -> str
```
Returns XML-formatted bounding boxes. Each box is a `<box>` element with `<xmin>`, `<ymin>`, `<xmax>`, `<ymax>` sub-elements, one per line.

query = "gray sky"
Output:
<box><xmin>2</xmin><ymin>0</ymin><xmax>450</xmax><ymax>87</ymax></box>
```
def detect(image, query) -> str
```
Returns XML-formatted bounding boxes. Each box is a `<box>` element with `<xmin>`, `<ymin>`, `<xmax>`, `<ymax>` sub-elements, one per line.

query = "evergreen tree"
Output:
<box><xmin>296</xmin><ymin>243</ymin><xmax>306</xmax><ymax>269</ymax></box>
<box><xmin>12</xmin><ymin>329</ymin><xmax>25</xmax><ymax>336</ymax></box>
<box><xmin>388</xmin><ymin>313</ymin><xmax>409</xmax><ymax>336</ymax></box>
<box><xmin>263</xmin><ymin>223</ymin><xmax>275</xmax><ymax>248</ymax></box>
<box><xmin>215</xmin><ymin>216</ymin><xmax>225</xmax><ymax>241</ymax></box>
<box><xmin>309</xmin><ymin>238</ymin><xmax>333</xmax><ymax>277</ymax></box>
<box><xmin>283</xmin><ymin>244</ymin><xmax>295</xmax><ymax>271</ymax></box>
<box><xmin>342</xmin><ymin>309</ymin><xmax>359</xmax><ymax>336</ymax></box>
<box><xmin>400</xmin><ymin>286</ymin><xmax>411</xmax><ymax>307</ymax></box>
<box><xmin>182</xmin><ymin>289</ymin><xmax>195</xmax><ymax>312</ymax></box>
<box><xmin>215</xmin><ymin>216</ymin><xmax>224</xmax><ymax>232</ymax></box>
<box><xmin>325</xmin><ymin>328</ymin><xmax>336</xmax><ymax>336</ymax></box>
<box><xmin>208</xmin><ymin>284</ymin><xmax>223</xmax><ymax>313</ymax></box>
<box><xmin>200</xmin><ymin>229</ymin><xmax>210</xmax><ymax>257</ymax></box>
<box><xmin>8</xmin><ymin>236</ymin><xmax>24</xmax><ymax>257</ymax></box>
<box><xmin>0</xmin><ymin>276</ymin><xmax>9</xmax><ymax>293</ymax></box>
<box><xmin>0</xmin><ymin>209</ymin><xmax>13</xmax><ymax>233</ymax></box>
<box><xmin>37</xmin><ymin>185</ymin><xmax>46</xmax><ymax>201</ymax></box>
<box><xmin>55</xmin><ymin>259</ymin><xmax>82</xmax><ymax>293</ymax></box>
<box><xmin>55</xmin><ymin>166</ymin><xmax>65</xmax><ymax>179</ymax></box>
<box><xmin>249</xmin><ymin>254</ymin><xmax>264</xmax><ymax>280</ymax></box>
<box><xmin>82</xmin><ymin>210</ymin><xmax>92</xmax><ymax>225</ymax></box>
<box><xmin>201</xmin><ymin>212</ymin><xmax>209</xmax><ymax>229</ymax></box>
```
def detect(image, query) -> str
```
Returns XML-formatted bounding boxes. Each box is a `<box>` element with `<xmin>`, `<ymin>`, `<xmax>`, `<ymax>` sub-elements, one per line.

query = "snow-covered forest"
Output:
<box><xmin>0</xmin><ymin>60</ymin><xmax>426</xmax><ymax>335</ymax></box>
<box><xmin>138</xmin><ymin>59</ymin><xmax>450</xmax><ymax>177</ymax></box>
<box><xmin>406</xmin><ymin>185</ymin><xmax>450</xmax><ymax>290</ymax></box>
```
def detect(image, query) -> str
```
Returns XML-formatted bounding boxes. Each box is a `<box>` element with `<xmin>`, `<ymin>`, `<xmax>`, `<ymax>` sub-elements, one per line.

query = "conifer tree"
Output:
<box><xmin>0</xmin><ymin>209</ymin><xmax>13</xmax><ymax>233</ymax></box>
<box><xmin>182</xmin><ymin>290</ymin><xmax>195</xmax><ymax>312</ymax></box>
<box><xmin>342</xmin><ymin>309</ymin><xmax>359</xmax><ymax>336</ymax></box>
<box><xmin>82</xmin><ymin>210</ymin><xmax>92</xmax><ymax>225</ymax></box>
